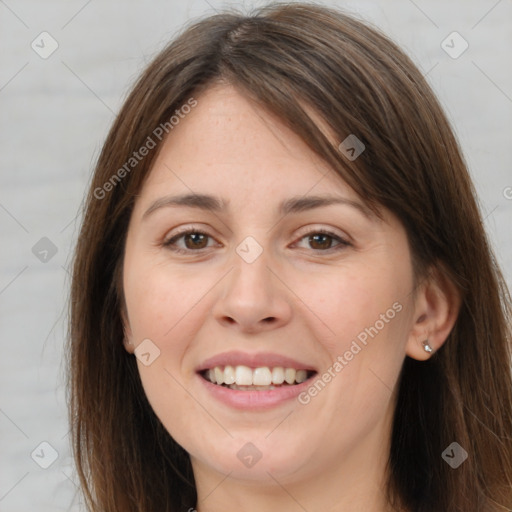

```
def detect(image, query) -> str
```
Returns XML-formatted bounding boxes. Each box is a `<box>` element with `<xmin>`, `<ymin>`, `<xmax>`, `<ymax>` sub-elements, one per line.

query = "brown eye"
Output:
<box><xmin>163</xmin><ymin>230</ymin><xmax>215</xmax><ymax>253</ymax></box>
<box><xmin>163</xmin><ymin>228</ymin><xmax>350</xmax><ymax>255</ymax></box>
<box><xmin>182</xmin><ymin>232</ymin><xmax>209</xmax><ymax>249</ymax></box>
<box><xmin>295</xmin><ymin>229</ymin><xmax>350</xmax><ymax>252</ymax></box>
<box><xmin>308</xmin><ymin>233</ymin><xmax>335</xmax><ymax>250</ymax></box>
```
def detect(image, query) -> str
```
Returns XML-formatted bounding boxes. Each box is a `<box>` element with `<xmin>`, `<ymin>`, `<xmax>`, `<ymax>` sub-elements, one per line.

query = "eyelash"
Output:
<box><xmin>162</xmin><ymin>227</ymin><xmax>351</xmax><ymax>255</ymax></box>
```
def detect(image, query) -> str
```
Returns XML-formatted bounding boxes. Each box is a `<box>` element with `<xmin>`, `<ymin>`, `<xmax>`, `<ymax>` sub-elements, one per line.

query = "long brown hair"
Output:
<box><xmin>67</xmin><ymin>3</ymin><xmax>512</xmax><ymax>510</ymax></box>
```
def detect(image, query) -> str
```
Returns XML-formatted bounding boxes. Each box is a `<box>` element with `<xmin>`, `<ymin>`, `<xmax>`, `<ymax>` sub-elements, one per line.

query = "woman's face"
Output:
<box><xmin>122</xmin><ymin>84</ymin><xmax>421</xmax><ymax>489</ymax></box>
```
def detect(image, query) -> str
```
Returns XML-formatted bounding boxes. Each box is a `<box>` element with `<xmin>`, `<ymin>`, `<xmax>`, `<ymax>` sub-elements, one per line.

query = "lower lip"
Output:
<box><xmin>197</xmin><ymin>373</ymin><xmax>316</xmax><ymax>410</ymax></box>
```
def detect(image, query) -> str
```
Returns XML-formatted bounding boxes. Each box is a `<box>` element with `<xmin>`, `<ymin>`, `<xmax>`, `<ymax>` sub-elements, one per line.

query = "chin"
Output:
<box><xmin>188</xmin><ymin>435</ymin><xmax>311</xmax><ymax>482</ymax></box>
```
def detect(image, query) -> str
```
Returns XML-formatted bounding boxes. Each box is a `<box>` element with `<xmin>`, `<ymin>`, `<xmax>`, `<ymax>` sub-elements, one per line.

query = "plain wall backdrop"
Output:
<box><xmin>1</xmin><ymin>0</ymin><xmax>511</xmax><ymax>510</ymax></box>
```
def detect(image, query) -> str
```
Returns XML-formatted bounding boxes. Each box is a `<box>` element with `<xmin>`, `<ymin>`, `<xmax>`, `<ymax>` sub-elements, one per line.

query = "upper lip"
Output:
<box><xmin>196</xmin><ymin>350</ymin><xmax>317</xmax><ymax>372</ymax></box>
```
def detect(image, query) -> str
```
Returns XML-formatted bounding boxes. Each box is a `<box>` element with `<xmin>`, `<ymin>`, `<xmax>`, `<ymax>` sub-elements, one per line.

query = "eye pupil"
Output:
<box><xmin>185</xmin><ymin>233</ymin><xmax>208</xmax><ymax>249</ymax></box>
<box><xmin>309</xmin><ymin>234</ymin><xmax>332</xmax><ymax>250</ymax></box>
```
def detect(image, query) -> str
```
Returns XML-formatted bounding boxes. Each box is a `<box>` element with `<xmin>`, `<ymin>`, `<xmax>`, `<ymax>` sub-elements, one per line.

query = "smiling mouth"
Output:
<box><xmin>200</xmin><ymin>365</ymin><xmax>317</xmax><ymax>391</ymax></box>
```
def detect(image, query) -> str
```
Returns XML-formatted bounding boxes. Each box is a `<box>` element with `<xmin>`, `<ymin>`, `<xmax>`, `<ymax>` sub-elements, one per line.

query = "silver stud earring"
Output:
<box><xmin>422</xmin><ymin>340</ymin><xmax>433</xmax><ymax>353</ymax></box>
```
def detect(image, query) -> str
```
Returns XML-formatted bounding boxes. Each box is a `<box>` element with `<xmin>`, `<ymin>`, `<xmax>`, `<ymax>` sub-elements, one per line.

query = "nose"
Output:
<box><xmin>212</xmin><ymin>249</ymin><xmax>293</xmax><ymax>334</ymax></box>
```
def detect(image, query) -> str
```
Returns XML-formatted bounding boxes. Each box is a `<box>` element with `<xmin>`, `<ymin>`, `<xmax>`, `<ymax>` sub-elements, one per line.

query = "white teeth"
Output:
<box><xmin>284</xmin><ymin>368</ymin><xmax>296</xmax><ymax>384</ymax></box>
<box><xmin>253</xmin><ymin>367</ymin><xmax>272</xmax><ymax>386</ymax></box>
<box><xmin>235</xmin><ymin>365</ymin><xmax>253</xmax><ymax>386</ymax></box>
<box><xmin>204</xmin><ymin>365</ymin><xmax>312</xmax><ymax>386</ymax></box>
<box><xmin>224</xmin><ymin>365</ymin><xmax>236</xmax><ymax>385</ymax></box>
<box><xmin>214</xmin><ymin>367</ymin><xmax>224</xmax><ymax>385</ymax></box>
<box><xmin>272</xmin><ymin>367</ymin><xmax>285</xmax><ymax>384</ymax></box>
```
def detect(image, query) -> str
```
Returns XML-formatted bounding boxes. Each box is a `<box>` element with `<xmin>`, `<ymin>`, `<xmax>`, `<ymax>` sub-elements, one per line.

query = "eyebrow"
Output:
<box><xmin>142</xmin><ymin>193</ymin><xmax>375</xmax><ymax>220</ymax></box>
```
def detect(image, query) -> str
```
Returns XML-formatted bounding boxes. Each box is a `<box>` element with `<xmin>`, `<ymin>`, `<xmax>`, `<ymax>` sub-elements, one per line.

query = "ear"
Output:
<box><xmin>120</xmin><ymin>304</ymin><xmax>135</xmax><ymax>354</ymax></box>
<box><xmin>405</xmin><ymin>265</ymin><xmax>461</xmax><ymax>361</ymax></box>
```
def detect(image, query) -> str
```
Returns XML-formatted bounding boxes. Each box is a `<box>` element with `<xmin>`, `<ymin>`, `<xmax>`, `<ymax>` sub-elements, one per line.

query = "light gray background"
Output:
<box><xmin>1</xmin><ymin>0</ymin><xmax>511</xmax><ymax>510</ymax></box>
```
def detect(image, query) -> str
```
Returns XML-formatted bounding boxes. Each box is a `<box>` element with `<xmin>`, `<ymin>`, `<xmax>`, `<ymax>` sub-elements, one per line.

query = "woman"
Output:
<box><xmin>67</xmin><ymin>3</ymin><xmax>512</xmax><ymax>511</ymax></box>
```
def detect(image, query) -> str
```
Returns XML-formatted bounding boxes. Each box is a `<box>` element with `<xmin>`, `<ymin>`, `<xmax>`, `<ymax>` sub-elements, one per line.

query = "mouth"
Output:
<box><xmin>199</xmin><ymin>365</ymin><xmax>317</xmax><ymax>391</ymax></box>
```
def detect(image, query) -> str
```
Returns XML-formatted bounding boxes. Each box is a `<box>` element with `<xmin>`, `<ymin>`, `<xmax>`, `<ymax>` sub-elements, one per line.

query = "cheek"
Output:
<box><xmin>123</xmin><ymin>258</ymin><xmax>209</xmax><ymax>340</ymax></box>
<box><xmin>297</xmin><ymin>262</ymin><xmax>408</xmax><ymax>353</ymax></box>
<box><xmin>123</xmin><ymin>260</ymin><xmax>214</xmax><ymax>439</ymax></box>
<box><xmin>294</xmin><ymin>259</ymin><xmax>411</xmax><ymax>419</ymax></box>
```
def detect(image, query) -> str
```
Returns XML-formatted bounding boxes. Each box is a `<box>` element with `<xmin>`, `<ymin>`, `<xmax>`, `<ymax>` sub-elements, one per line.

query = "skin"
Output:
<box><xmin>122</xmin><ymin>84</ymin><xmax>460</xmax><ymax>512</ymax></box>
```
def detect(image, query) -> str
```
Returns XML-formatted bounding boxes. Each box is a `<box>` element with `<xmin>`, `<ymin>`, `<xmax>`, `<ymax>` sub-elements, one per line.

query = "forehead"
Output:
<box><xmin>138</xmin><ymin>84</ymin><xmax>361</xmax><ymax>206</ymax></box>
